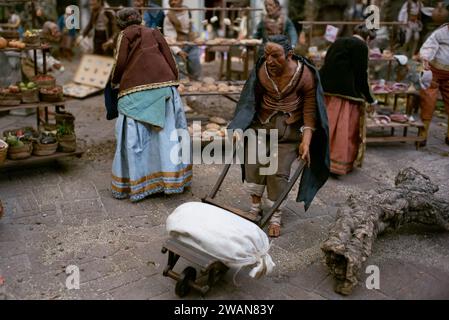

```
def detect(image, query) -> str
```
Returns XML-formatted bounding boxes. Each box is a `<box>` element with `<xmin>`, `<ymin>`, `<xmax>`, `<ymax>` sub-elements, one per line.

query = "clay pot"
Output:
<box><xmin>432</xmin><ymin>2</ymin><xmax>449</xmax><ymax>24</ymax></box>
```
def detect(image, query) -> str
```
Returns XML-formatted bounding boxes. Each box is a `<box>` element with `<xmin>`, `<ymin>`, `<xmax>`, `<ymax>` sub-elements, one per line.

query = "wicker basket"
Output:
<box><xmin>3</xmin><ymin>127</ymin><xmax>38</xmax><ymax>139</ymax></box>
<box><xmin>40</xmin><ymin>86</ymin><xmax>63</xmax><ymax>102</ymax></box>
<box><xmin>31</xmin><ymin>75</ymin><xmax>56</xmax><ymax>89</ymax></box>
<box><xmin>0</xmin><ymin>139</ymin><xmax>8</xmax><ymax>165</ymax></box>
<box><xmin>33</xmin><ymin>141</ymin><xmax>58</xmax><ymax>156</ymax></box>
<box><xmin>21</xmin><ymin>88</ymin><xmax>40</xmax><ymax>103</ymax></box>
<box><xmin>0</xmin><ymin>99</ymin><xmax>21</xmax><ymax>106</ymax></box>
<box><xmin>23</xmin><ymin>35</ymin><xmax>41</xmax><ymax>46</ymax></box>
<box><xmin>55</xmin><ymin>112</ymin><xmax>75</xmax><ymax>131</ymax></box>
<box><xmin>7</xmin><ymin>142</ymin><xmax>32</xmax><ymax>160</ymax></box>
<box><xmin>58</xmin><ymin>134</ymin><xmax>76</xmax><ymax>153</ymax></box>
<box><xmin>0</xmin><ymin>30</ymin><xmax>19</xmax><ymax>40</ymax></box>
<box><xmin>0</xmin><ymin>91</ymin><xmax>21</xmax><ymax>105</ymax></box>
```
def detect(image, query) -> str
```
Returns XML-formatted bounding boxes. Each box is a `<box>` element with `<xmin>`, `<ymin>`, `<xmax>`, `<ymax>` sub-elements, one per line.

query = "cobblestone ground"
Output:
<box><xmin>1</xmin><ymin>61</ymin><xmax>449</xmax><ymax>300</ymax></box>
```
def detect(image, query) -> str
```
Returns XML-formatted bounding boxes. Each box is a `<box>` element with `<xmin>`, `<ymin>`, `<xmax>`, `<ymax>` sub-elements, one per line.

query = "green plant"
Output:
<box><xmin>56</xmin><ymin>123</ymin><xmax>74</xmax><ymax>136</ymax></box>
<box><xmin>4</xmin><ymin>134</ymin><xmax>24</xmax><ymax>148</ymax></box>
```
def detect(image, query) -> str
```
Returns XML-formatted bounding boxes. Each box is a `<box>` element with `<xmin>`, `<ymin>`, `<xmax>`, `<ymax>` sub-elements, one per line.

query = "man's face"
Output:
<box><xmin>265</xmin><ymin>42</ymin><xmax>288</xmax><ymax>76</ymax></box>
<box><xmin>51</xmin><ymin>25</ymin><xmax>58</xmax><ymax>36</ymax></box>
<box><xmin>169</xmin><ymin>0</ymin><xmax>182</xmax><ymax>8</ymax></box>
<box><xmin>133</xmin><ymin>0</ymin><xmax>144</xmax><ymax>8</ymax></box>
<box><xmin>89</xmin><ymin>0</ymin><xmax>102</xmax><ymax>11</ymax></box>
<box><xmin>265</xmin><ymin>0</ymin><xmax>279</xmax><ymax>17</ymax></box>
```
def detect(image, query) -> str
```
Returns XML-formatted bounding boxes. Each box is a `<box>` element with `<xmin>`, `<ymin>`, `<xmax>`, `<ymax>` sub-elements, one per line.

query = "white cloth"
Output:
<box><xmin>394</xmin><ymin>55</ymin><xmax>409</xmax><ymax>66</ymax></box>
<box><xmin>26</xmin><ymin>50</ymin><xmax>63</xmax><ymax>73</ymax></box>
<box><xmin>163</xmin><ymin>10</ymin><xmax>190</xmax><ymax>55</ymax></box>
<box><xmin>166</xmin><ymin>202</ymin><xmax>275</xmax><ymax>279</ymax></box>
<box><xmin>420</xmin><ymin>24</ymin><xmax>449</xmax><ymax>67</ymax></box>
<box><xmin>419</xmin><ymin>70</ymin><xmax>433</xmax><ymax>90</ymax></box>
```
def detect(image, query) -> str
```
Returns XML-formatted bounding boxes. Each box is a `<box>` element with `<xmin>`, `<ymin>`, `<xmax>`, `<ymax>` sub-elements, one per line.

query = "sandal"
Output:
<box><xmin>268</xmin><ymin>223</ymin><xmax>281</xmax><ymax>238</ymax></box>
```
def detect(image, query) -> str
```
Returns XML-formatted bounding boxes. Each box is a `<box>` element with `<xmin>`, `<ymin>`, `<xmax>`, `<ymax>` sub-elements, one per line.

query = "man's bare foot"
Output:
<box><xmin>268</xmin><ymin>223</ymin><xmax>281</xmax><ymax>238</ymax></box>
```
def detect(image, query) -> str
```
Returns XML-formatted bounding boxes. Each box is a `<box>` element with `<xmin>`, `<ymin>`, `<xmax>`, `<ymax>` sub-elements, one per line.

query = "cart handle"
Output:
<box><xmin>259</xmin><ymin>160</ymin><xmax>306</xmax><ymax>228</ymax></box>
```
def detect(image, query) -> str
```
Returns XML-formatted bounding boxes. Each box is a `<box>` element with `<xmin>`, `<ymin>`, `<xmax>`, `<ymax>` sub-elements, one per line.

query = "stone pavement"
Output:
<box><xmin>1</xmin><ymin>64</ymin><xmax>449</xmax><ymax>300</ymax></box>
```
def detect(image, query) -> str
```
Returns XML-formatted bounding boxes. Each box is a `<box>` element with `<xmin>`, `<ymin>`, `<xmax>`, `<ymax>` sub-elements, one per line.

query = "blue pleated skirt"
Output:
<box><xmin>111</xmin><ymin>86</ymin><xmax>192</xmax><ymax>202</ymax></box>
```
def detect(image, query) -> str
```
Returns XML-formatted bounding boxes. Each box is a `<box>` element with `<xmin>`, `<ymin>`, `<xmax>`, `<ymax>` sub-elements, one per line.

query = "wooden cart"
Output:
<box><xmin>162</xmin><ymin>157</ymin><xmax>306</xmax><ymax>297</ymax></box>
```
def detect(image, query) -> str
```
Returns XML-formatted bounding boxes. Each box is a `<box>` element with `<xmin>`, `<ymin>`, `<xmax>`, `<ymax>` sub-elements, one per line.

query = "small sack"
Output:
<box><xmin>166</xmin><ymin>202</ymin><xmax>275</xmax><ymax>279</ymax></box>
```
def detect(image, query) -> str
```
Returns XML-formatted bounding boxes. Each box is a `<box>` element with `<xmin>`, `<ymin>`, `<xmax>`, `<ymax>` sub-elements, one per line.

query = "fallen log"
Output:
<box><xmin>321</xmin><ymin>168</ymin><xmax>449</xmax><ymax>295</ymax></box>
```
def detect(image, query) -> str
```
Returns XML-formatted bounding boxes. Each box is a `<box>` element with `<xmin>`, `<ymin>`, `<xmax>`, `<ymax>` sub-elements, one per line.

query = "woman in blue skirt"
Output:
<box><xmin>111</xmin><ymin>8</ymin><xmax>192</xmax><ymax>202</ymax></box>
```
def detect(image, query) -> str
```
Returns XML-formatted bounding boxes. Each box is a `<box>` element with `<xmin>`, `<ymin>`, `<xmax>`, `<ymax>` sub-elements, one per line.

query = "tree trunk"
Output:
<box><xmin>321</xmin><ymin>168</ymin><xmax>449</xmax><ymax>295</ymax></box>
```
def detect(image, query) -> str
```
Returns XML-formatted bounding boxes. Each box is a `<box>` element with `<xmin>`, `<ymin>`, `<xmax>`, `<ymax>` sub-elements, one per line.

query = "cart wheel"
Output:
<box><xmin>175</xmin><ymin>267</ymin><xmax>197</xmax><ymax>297</ymax></box>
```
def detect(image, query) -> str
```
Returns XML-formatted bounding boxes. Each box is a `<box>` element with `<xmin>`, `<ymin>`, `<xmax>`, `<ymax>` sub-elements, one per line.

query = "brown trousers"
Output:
<box><xmin>420</xmin><ymin>66</ymin><xmax>449</xmax><ymax>121</ymax></box>
<box><xmin>244</xmin><ymin>113</ymin><xmax>301</xmax><ymax>202</ymax></box>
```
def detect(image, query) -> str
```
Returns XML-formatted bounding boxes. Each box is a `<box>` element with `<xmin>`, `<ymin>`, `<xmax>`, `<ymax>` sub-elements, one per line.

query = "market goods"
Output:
<box><xmin>209</xmin><ymin>116</ymin><xmax>227</xmax><ymax>125</ymax></box>
<box><xmin>8</xmin><ymin>40</ymin><xmax>26</xmax><ymax>49</ymax></box>
<box><xmin>0</xmin><ymin>37</ymin><xmax>7</xmax><ymax>49</ymax></box>
<box><xmin>206</xmin><ymin>123</ymin><xmax>221</xmax><ymax>131</ymax></box>
<box><xmin>32</xmin><ymin>74</ymin><xmax>56</xmax><ymax>88</ymax></box>
<box><xmin>40</xmin><ymin>85</ymin><xmax>63</xmax><ymax>102</ymax></box>
<box><xmin>203</xmin><ymin>77</ymin><xmax>215</xmax><ymax>85</ymax></box>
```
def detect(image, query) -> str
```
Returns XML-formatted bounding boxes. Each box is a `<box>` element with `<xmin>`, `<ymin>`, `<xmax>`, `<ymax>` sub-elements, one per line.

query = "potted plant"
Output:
<box><xmin>55</xmin><ymin>111</ymin><xmax>75</xmax><ymax>133</ymax></box>
<box><xmin>57</xmin><ymin>123</ymin><xmax>76</xmax><ymax>153</ymax></box>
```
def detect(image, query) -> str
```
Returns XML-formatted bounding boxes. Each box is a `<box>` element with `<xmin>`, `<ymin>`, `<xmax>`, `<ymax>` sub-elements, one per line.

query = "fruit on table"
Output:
<box><xmin>8</xmin><ymin>85</ymin><xmax>20</xmax><ymax>93</ymax></box>
<box><xmin>41</xmin><ymin>86</ymin><xmax>62</xmax><ymax>94</ymax></box>
<box><xmin>24</xmin><ymin>29</ymin><xmax>41</xmax><ymax>37</ymax></box>
<box><xmin>19</xmin><ymin>82</ymin><xmax>37</xmax><ymax>91</ymax></box>
<box><xmin>34</xmin><ymin>74</ymin><xmax>55</xmax><ymax>82</ymax></box>
<box><xmin>5</xmin><ymin>135</ymin><xmax>24</xmax><ymax>148</ymax></box>
<box><xmin>0</xmin><ymin>37</ymin><xmax>7</xmax><ymax>49</ymax></box>
<box><xmin>8</xmin><ymin>40</ymin><xmax>26</xmax><ymax>49</ymax></box>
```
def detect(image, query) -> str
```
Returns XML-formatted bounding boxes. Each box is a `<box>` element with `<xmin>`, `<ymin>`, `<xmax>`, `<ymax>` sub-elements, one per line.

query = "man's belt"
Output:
<box><xmin>431</xmin><ymin>60</ymin><xmax>449</xmax><ymax>72</ymax></box>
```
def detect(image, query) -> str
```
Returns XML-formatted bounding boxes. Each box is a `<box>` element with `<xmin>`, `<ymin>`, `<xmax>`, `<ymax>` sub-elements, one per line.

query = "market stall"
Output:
<box><xmin>0</xmin><ymin>5</ymin><xmax>84</xmax><ymax>168</ymax></box>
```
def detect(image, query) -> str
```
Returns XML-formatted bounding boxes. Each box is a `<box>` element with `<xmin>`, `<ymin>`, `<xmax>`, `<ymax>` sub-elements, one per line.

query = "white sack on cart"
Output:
<box><xmin>166</xmin><ymin>202</ymin><xmax>275</xmax><ymax>279</ymax></box>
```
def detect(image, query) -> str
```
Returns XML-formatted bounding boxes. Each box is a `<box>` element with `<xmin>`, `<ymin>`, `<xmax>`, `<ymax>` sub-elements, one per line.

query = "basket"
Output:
<box><xmin>40</xmin><ymin>86</ymin><xmax>63</xmax><ymax>102</ymax></box>
<box><xmin>0</xmin><ymin>99</ymin><xmax>21</xmax><ymax>106</ymax></box>
<box><xmin>0</xmin><ymin>139</ymin><xmax>8</xmax><ymax>165</ymax></box>
<box><xmin>55</xmin><ymin>112</ymin><xmax>75</xmax><ymax>131</ymax></box>
<box><xmin>0</xmin><ymin>30</ymin><xmax>19</xmax><ymax>40</ymax></box>
<box><xmin>21</xmin><ymin>88</ymin><xmax>40</xmax><ymax>103</ymax></box>
<box><xmin>23</xmin><ymin>35</ymin><xmax>41</xmax><ymax>46</ymax></box>
<box><xmin>33</xmin><ymin>140</ymin><xmax>58</xmax><ymax>156</ymax></box>
<box><xmin>31</xmin><ymin>75</ymin><xmax>56</xmax><ymax>89</ymax></box>
<box><xmin>7</xmin><ymin>142</ymin><xmax>32</xmax><ymax>160</ymax></box>
<box><xmin>58</xmin><ymin>134</ymin><xmax>77</xmax><ymax>153</ymax></box>
<box><xmin>3</xmin><ymin>127</ymin><xmax>38</xmax><ymax>139</ymax></box>
<box><xmin>0</xmin><ymin>91</ymin><xmax>21</xmax><ymax>105</ymax></box>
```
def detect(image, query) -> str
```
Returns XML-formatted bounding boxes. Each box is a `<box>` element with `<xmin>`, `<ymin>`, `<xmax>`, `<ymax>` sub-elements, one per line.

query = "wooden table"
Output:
<box><xmin>169</xmin><ymin>41</ymin><xmax>260</xmax><ymax>80</ymax></box>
